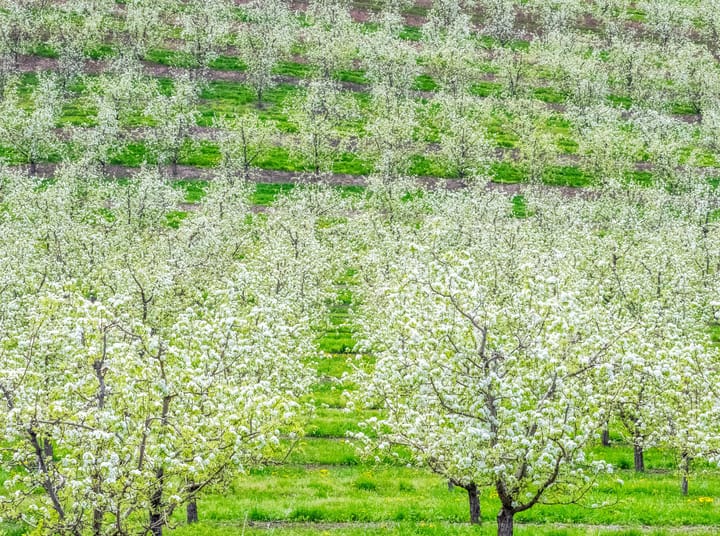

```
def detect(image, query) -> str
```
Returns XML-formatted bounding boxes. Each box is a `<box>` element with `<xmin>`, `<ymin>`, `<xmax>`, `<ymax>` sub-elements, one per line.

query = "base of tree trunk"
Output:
<box><xmin>149</xmin><ymin>514</ymin><xmax>163</xmax><ymax>536</ymax></box>
<box><xmin>93</xmin><ymin>508</ymin><xmax>103</xmax><ymax>536</ymax></box>
<box><xmin>601</xmin><ymin>426</ymin><xmax>610</xmax><ymax>447</ymax></box>
<box><xmin>467</xmin><ymin>483</ymin><xmax>481</xmax><ymax>525</ymax></box>
<box><xmin>187</xmin><ymin>499</ymin><xmax>198</xmax><ymax>523</ymax></box>
<box><xmin>187</xmin><ymin>482</ymin><xmax>201</xmax><ymax>523</ymax></box>
<box><xmin>634</xmin><ymin>444</ymin><xmax>645</xmax><ymax>472</ymax></box>
<box><xmin>681</xmin><ymin>452</ymin><xmax>691</xmax><ymax>496</ymax></box>
<box><xmin>497</xmin><ymin>508</ymin><xmax>514</xmax><ymax>536</ymax></box>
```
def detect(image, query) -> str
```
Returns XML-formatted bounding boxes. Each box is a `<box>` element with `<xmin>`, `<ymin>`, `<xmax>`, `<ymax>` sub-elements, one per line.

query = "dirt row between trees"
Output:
<box><xmin>22</xmin><ymin>162</ymin><xmax>599</xmax><ymax>200</ymax></box>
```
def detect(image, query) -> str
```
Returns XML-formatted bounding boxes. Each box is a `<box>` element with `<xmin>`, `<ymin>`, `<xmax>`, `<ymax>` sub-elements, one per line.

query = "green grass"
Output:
<box><xmin>168</xmin><ymin>526</ymin><xmax>720</xmax><ymax>536</ymax></box>
<box><xmin>470</xmin><ymin>81</ymin><xmax>503</xmax><ymax>98</ymax></box>
<box><xmin>181</xmin><ymin>141</ymin><xmax>221</xmax><ymax>168</ymax></box>
<box><xmin>155</xmin><ymin>458</ymin><xmax>720</xmax><ymax>532</ymax></box>
<box><xmin>7</xmin><ymin>447</ymin><xmax>720</xmax><ymax>536</ymax></box>
<box><xmin>174</xmin><ymin>179</ymin><xmax>208</xmax><ymax>202</ymax></box>
<box><xmin>255</xmin><ymin>147</ymin><xmax>308</xmax><ymax>173</ymax></box>
<box><xmin>208</xmin><ymin>55</ymin><xmax>247</xmax><ymax>71</ymax></box>
<box><xmin>251</xmin><ymin>183</ymin><xmax>364</xmax><ymax>207</ymax></box>
<box><xmin>413</xmin><ymin>75</ymin><xmax>438</xmax><ymax>92</ymax></box>
<box><xmin>144</xmin><ymin>48</ymin><xmax>197</xmax><ymax>68</ymax></box>
<box><xmin>86</xmin><ymin>43</ymin><xmax>115</xmax><ymax>60</ymax></box>
<box><xmin>331</xmin><ymin>153</ymin><xmax>374</xmax><ymax>176</ymax></box>
<box><xmin>399</xmin><ymin>25</ymin><xmax>422</xmax><ymax>41</ymax></box>
<box><xmin>31</xmin><ymin>43</ymin><xmax>58</xmax><ymax>58</ymax></box>
<box><xmin>318</xmin><ymin>327</ymin><xmax>356</xmax><ymax>354</ymax></box>
<box><xmin>408</xmin><ymin>155</ymin><xmax>451</xmax><ymax>178</ymax></box>
<box><xmin>253</xmin><ymin>182</ymin><xmax>296</xmax><ymax>205</ymax></box>
<box><xmin>305</xmin><ymin>408</ymin><xmax>377</xmax><ymax>438</ymax></box>
<box><xmin>110</xmin><ymin>142</ymin><xmax>153</xmax><ymax>166</ymax></box>
<box><xmin>670</xmin><ymin>101</ymin><xmax>700</xmax><ymax>116</ymax></box>
<box><xmin>543</xmin><ymin>165</ymin><xmax>592</xmax><ymax>187</ymax></box>
<box><xmin>608</xmin><ymin>94</ymin><xmax>633</xmax><ymax>109</ymax></box>
<box><xmin>282</xmin><ymin>438</ymin><xmax>360</xmax><ymax>465</ymax></box>
<box><xmin>337</xmin><ymin>69</ymin><xmax>369</xmax><ymax>85</ymax></box>
<box><xmin>491</xmin><ymin>162</ymin><xmax>525</xmax><ymax>183</ymax></box>
<box><xmin>557</xmin><ymin>136</ymin><xmax>579</xmax><ymax>154</ymax></box>
<box><xmin>310</xmin><ymin>381</ymin><xmax>352</xmax><ymax>408</ymax></box>
<box><xmin>274</xmin><ymin>61</ymin><xmax>316</xmax><ymax>79</ymax></box>
<box><xmin>626</xmin><ymin>7</ymin><xmax>647</xmax><ymax>22</ymax></box>
<box><xmin>0</xmin><ymin>523</ymin><xmax>26</xmax><ymax>536</ymax></box>
<box><xmin>710</xmin><ymin>324</ymin><xmax>720</xmax><ymax>345</ymax></box>
<box><xmin>511</xmin><ymin>195</ymin><xmax>528</xmax><ymax>218</ymax></box>
<box><xmin>532</xmin><ymin>86</ymin><xmax>567</xmax><ymax>104</ymax></box>
<box><xmin>626</xmin><ymin>170</ymin><xmax>655</xmax><ymax>187</ymax></box>
<box><xmin>61</xmin><ymin>100</ymin><xmax>97</xmax><ymax>126</ymax></box>
<box><xmin>165</xmin><ymin>209</ymin><xmax>188</xmax><ymax>229</ymax></box>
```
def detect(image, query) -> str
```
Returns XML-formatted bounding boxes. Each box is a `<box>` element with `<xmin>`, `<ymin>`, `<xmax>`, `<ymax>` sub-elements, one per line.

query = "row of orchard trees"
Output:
<box><xmin>2</xmin><ymin>0</ymin><xmax>719</xmax><ymax>116</ymax></box>
<box><xmin>1</xmin><ymin>0</ymin><xmax>719</xmax><ymax>191</ymax></box>
<box><xmin>1</xmin><ymin>67</ymin><xmax>719</xmax><ymax>194</ymax></box>
<box><xmin>348</xmin><ymin>180</ymin><xmax>720</xmax><ymax>535</ymax></box>
<box><xmin>0</xmin><ymin>164</ymin><xmax>720</xmax><ymax>535</ymax></box>
<box><xmin>1</xmin><ymin>3</ymin><xmax>719</xmax><ymax>192</ymax></box>
<box><xmin>0</xmin><ymin>164</ymin><xmax>346</xmax><ymax>535</ymax></box>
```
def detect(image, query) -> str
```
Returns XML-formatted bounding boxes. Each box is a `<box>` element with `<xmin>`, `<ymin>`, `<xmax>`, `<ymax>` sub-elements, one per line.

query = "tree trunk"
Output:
<box><xmin>92</xmin><ymin>466</ymin><xmax>104</xmax><ymax>535</ymax></box>
<box><xmin>681</xmin><ymin>451</ymin><xmax>690</xmax><ymax>496</ymax></box>
<box><xmin>186</xmin><ymin>498</ymin><xmax>198</xmax><ymax>524</ymax></box>
<box><xmin>633</xmin><ymin>443</ymin><xmax>645</xmax><ymax>472</ymax></box>
<box><xmin>497</xmin><ymin>507</ymin><xmax>514</xmax><ymax>536</ymax></box>
<box><xmin>29</xmin><ymin>160</ymin><xmax>37</xmax><ymax>176</ymax></box>
<box><xmin>467</xmin><ymin>482</ymin><xmax>481</xmax><ymax>525</ymax></box>
<box><xmin>171</xmin><ymin>159</ymin><xmax>178</xmax><ymax>177</ymax></box>
<box><xmin>601</xmin><ymin>424</ymin><xmax>610</xmax><ymax>447</ymax></box>
<box><xmin>243</xmin><ymin>162</ymin><xmax>252</xmax><ymax>182</ymax></box>
<box><xmin>149</xmin><ymin>469</ymin><xmax>164</xmax><ymax>536</ymax></box>
<box><xmin>28</xmin><ymin>429</ymin><xmax>65</xmax><ymax>520</ymax></box>
<box><xmin>186</xmin><ymin>483</ymin><xmax>201</xmax><ymax>524</ymax></box>
<box><xmin>43</xmin><ymin>439</ymin><xmax>54</xmax><ymax>460</ymax></box>
<box><xmin>149</xmin><ymin>513</ymin><xmax>163</xmax><ymax>536</ymax></box>
<box><xmin>93</xmin><ymin>507</ymin><xmax>103</xmax><ymax>536</ymax></box>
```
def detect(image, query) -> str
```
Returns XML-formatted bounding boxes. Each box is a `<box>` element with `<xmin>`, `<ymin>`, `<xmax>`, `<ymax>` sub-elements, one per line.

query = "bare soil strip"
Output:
<box><xmin>24</xmin><ymin>162</ymin><xmax>595</xmax><ymax>199</ymax></box>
